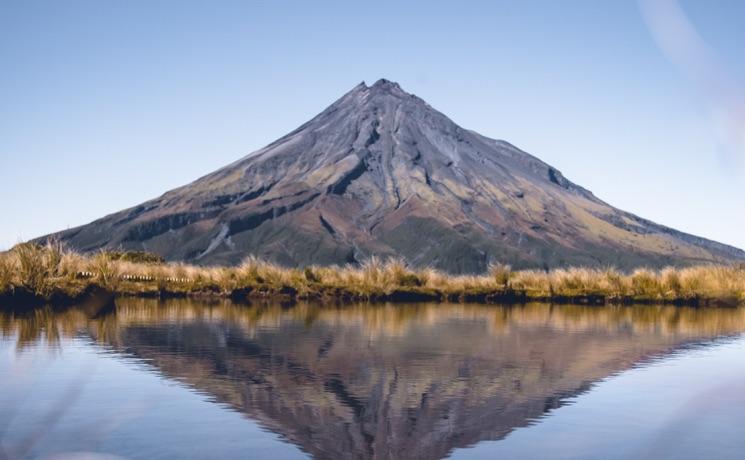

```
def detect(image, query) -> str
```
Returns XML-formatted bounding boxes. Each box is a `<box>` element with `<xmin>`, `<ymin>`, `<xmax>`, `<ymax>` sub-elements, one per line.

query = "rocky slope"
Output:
<box><xmin>44</xmin><ymin>79</ymin><xmax>745</xmax><ymax>272</ymax></box>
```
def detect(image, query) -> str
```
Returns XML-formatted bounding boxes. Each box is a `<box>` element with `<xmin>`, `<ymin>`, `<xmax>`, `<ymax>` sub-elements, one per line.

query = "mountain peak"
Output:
<box><xmin>368</xmin><ymin>78</ymin><xmax>409</xmax><ymax>99</ymax></box>
<box><xmin>346</xmin><ymin>79</ymin><xmax>409</xmax><ymax>99</ymax></box>
<box><xmin>332</xmin><ymin>78</ymin><xmax>417</xmax><ymax>117</ymax></box>
<box><xmin>370</xmin><ymin>78</ymin><xmax>402</xmax><ymax>90</ymax></box>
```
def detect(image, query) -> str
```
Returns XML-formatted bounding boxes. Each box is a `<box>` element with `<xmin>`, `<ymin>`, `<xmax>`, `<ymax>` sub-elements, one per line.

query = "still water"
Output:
<box><xmin>1</xmin><ymin>299</ymin><xmax>745</xmax><ymax>459</ymax></box>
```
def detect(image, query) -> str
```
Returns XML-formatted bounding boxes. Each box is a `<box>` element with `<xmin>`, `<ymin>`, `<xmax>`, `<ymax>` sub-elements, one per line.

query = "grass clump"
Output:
<box><xmin>106</xmin><ymin>251</ymin><xmax>165</xmax><ymax>265</ymax></box>
<box><xmin>0</xmin><ymin>252</ymin><xmax>16</xmax><ymax>295</ymax></box>
<box><xmin>90</xmin><ymin>251</ymin><xmax>120</xmax><ymax>288</ymax></box>
<box><xmin>488</xmin><ymin>263</ymin><xmax>512</xmax><ymax>289</ymax></box>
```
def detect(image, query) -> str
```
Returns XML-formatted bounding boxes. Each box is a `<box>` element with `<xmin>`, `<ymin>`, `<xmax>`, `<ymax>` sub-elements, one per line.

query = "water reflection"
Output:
<box><xmin>2</xmin><ymin>300</ymin><xmax>745</xmax><ymax>459</ymax></box>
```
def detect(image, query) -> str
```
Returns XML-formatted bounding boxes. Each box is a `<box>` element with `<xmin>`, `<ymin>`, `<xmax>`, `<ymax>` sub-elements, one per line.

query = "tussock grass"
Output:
<box><xmin>0</xmin><ymin>243</ymin><xmax>744</xmax><ymax>306</ymax></box>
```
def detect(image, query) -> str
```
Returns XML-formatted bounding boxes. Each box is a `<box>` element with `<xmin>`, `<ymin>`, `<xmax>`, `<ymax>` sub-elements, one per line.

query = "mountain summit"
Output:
<box><xmin>46</xmin><ymin>79</ymin><xmax>745</xmax><ymax>272</ymax></box>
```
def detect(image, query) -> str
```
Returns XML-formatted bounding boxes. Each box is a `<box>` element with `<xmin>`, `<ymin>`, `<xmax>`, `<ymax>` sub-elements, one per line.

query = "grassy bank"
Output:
<box><xmin>1</xmin><ymin>242</ymin><xmax>744</xmax><ymax>308</ymax></box>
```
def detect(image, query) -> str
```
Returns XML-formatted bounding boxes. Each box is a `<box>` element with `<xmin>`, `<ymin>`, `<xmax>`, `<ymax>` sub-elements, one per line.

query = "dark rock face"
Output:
<box><xmin>43</xmin><ymin>79</ymin><xmax>745</xmax><ymax>272</ymax></box>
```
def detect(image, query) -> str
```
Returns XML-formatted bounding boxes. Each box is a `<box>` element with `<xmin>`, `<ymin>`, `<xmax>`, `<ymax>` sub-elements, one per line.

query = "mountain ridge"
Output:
<box><xmin>41</xmin><ymin>79</ymin><xmax>745</xmax><ymax>272</ymax></box>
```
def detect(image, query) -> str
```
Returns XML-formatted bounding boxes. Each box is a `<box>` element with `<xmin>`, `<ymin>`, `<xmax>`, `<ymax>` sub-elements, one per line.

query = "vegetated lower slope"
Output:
<box><xmin>41</xmin><ymin>79</ymin><xmax>745</xmax><ymax>272</ymax></box>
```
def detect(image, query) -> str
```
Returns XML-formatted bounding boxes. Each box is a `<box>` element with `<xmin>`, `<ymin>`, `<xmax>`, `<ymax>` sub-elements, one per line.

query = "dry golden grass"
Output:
<box><xmin>0</xmin><ymin>243</ymin><xmax>744</xmax><ymax>305</ymax></box>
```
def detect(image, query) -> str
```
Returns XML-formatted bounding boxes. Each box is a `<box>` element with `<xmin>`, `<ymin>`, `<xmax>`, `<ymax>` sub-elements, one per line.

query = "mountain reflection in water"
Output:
<box><xmin>2</xmin><ymin>299</ymin><xmax>745</xmax><ymax>460</ymax></box>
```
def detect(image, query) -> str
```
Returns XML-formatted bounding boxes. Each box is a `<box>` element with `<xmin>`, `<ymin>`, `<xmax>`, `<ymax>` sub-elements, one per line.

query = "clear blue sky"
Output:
<box><xmin>1</xmin><ymin>0</ymin><xmax>744</xmax><ymax>250</ymax></box>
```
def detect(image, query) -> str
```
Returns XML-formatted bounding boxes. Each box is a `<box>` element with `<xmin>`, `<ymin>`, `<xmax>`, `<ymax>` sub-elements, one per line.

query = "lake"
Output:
<box><xmin>1</xmin><ymin>299</ymin><xmax>744</xmax><ymax>459</ymax></box>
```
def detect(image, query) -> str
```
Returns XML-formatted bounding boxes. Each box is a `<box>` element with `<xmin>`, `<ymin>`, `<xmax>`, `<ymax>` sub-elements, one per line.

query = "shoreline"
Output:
<box><xmin>1</xmin><ymin>282</ymin><xmax>741</xmax><ymax>311</ymax></box>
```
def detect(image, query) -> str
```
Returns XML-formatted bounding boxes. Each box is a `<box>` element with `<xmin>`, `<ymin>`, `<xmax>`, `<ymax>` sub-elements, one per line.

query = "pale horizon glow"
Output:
<box><xmin>1</xmin><ymin>0</ymin><xmax>744</xmax><ymax>251</ymax></box>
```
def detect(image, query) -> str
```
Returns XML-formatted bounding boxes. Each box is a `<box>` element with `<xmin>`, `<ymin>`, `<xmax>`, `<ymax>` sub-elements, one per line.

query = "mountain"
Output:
<box><xmin>44</xmin><ymin>79</ymin><xmax>745</xmax><ymax>272</ymax></box>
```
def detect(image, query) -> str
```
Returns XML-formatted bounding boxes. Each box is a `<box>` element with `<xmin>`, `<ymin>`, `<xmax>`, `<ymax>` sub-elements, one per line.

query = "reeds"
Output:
<box><xmin>0</xmin><ymin>243</ymin><xmax>744</xmax><ymax>306</ymax></box>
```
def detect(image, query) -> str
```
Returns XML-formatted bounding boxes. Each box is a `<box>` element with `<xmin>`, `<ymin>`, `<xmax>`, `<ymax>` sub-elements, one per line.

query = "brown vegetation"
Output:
<box><xmin>0</xmin><ymin>242</ymin><xmax>744</xmax><ymax>307</ymax></box>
